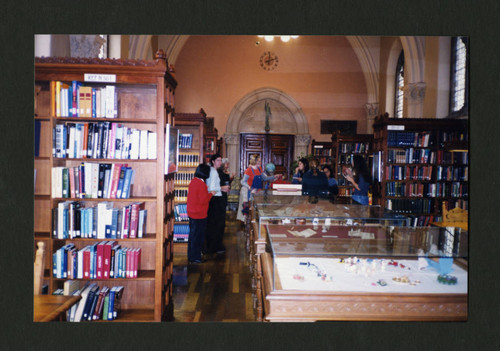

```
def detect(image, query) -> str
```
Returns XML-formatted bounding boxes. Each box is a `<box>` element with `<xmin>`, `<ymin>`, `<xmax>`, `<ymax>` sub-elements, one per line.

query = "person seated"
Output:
<box><xmin>301</xmin><ymin>158</ymin><xmax>329</xmax><ymax>197</ymax></box>
<box><xmin>291</xmin><ymin>157</ymin><xmax>309</xmax><ymax>184</ymax></box>
<box><xmin>322</xmin><ymin>165</ymin><xmax>339</xmax><ymax>196</ymax></box>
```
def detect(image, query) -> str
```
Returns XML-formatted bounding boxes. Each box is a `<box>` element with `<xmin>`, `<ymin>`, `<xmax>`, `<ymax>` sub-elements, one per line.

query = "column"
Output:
<box><xmin>365</xmin><ymin>103</ymin><xmax>379</xmax><ymax>134</ymax></box>
<box><xmin>403</xmin><ymin>82</ymin><xmax>426</xmax><ymax>118</ymax></box>
<box><xmin>294</xmin><ymin>134</ymin><xmax>311</xmax><ymax>160</ymax></box>
<box><xmin>224</xmin><ymin>133</ymin><xmax>240</xmax><ymax>175</ymax></box>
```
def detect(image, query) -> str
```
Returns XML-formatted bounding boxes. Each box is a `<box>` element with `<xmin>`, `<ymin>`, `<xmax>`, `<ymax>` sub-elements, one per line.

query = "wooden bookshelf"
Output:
<box><xmin>311</xmin><ymin>139</ymin><xmax>335</xmax><ymax>166</ymax></box>
<box><xmin>172</xmin><ymin>109</ymin><xmax>206</xmax><ymax>244</ymax></box>
<box><xmin>34</xmin><ymin>51</ymin><xmax>176</xmax><ymax>321</ymax></box>
<box><xmin>204</xmin><ymin>117</ymin><xmax>219</xmax><ymax>163</ymax></box>
<box><xmin>331</xmin><ymin>132</ymin><xmax>373</xmax><ymax>198</ymax></box>
<box><xmin>372</xmin><ymin>113</ymin><xmax>468</xmax><ymax>226</ymax></box>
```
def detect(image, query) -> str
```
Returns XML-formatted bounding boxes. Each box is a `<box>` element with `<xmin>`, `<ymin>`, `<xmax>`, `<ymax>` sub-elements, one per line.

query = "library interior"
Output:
<box><xmin>33</xmin><ymin>34</ymin><xmax>469</xmax><ymax>323</ymax></box>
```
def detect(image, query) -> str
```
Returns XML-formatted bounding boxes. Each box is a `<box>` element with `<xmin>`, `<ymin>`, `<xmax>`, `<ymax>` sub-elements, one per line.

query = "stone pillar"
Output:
<box><xmin>108</xmin><ymin>35</ymin><xmax>122</xmax><ymax>59</ymax></box>
<box><xmin>403</xmin><ymin>82</ymin><xmax>426</xmax><ymax>118</ymax></box>
<box><xmin>35</xmin><ymin>35</ymin><xmax>51</xmax><ymax>57</ymax></box>
<box><xmin>224</xmin><ymin>133</ymin><xmax>240</xmax><ymax>175</ymax></box>
<box><xmin>294</xmin><ymin>134</ymin><xmax>311</xmax><ymax>160</ymax></box>
<box><xmin>365</xmin><ymin>103</ymin><xmax>379</xmax><ymax>134</ymax></box>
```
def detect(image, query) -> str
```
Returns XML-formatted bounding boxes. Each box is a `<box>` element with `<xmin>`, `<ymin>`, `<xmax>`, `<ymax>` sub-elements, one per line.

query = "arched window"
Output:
<box><xmin>449</xmin><ymin>37</ymin><xmax>469</xmax><ymax>117</ymax></box>
<box><xmin>394</xmin><ymin>50</ymin><xmax>405</xmax><ymax>118</ymax></box>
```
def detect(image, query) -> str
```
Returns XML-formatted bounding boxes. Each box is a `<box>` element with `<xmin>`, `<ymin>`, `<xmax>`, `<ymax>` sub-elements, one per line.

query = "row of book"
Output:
<box><xmin>436</xmin><ymin>166</ymin><xmax>469</xmax><ymax>181</ymax></box>
<box><xmin>173</xmin><ymin>224</ymin><xmax>189</xmax><ymax>242</ymax></box>
<box><xmin>337</xmin><ymin>187</ymin><xmax>354</xmax><ymax>196</ymax></box>
<box><xmin>52</xmin><ymin>201</ymin><xmax>147</xmax><ymax>239</ymax></box>
<box><xmin>178</xmin><ymin>133</ymin><xmax>193</xmax><ymax>149</ymax></box>
<box><xmin>387</xmin><ymin>131</ymin><xmax>434</xmax><ymax>147</ymax></box>
<box><xmin>174</xmin><ymin>171</ymin><xmax>195</xmax><ymax>186</ymax></box>
<box><xmin>384</xmin><ymin>165</ymin><xmax>433</xmax><ymax>181</ymax></box>
<box><xmin>385</xmin><ymin>182</ymin><xmax>469</xmax><ymax>198</ymax></box>
<box><xmin>407</xmin><ymin>215</ymin><xmax>440</xmax><ymax>227</ymax></box>
<box><xmin>52</xmin><ymin>81</ymin><xmax>118</xmax><ymax>118</ymax></box>
<box><xmin>338</xmin><ymin>142</ymin><xmax>370</xmax><ymax>154</ymax></box>
<box><xmin>174</xmin><ymin>204</ymin><xmax>189</xmax><ymax>222</ymax></box>
<box><xmin>387</xmin><ymin>148</ymin><xmax>436</xmax><ymax>164</ymax></box>
<box><xmin>385</xmin><ymin>198</ymin><xmax>435</xmax><ymax>214</ymax></box>
<box><xmin>174</xmin><ymin>188</ymin><xmax>188</xmax><ymax>203</ymax></box>
<box><xmin>438</xmin><ymin>130</ymin><xmax>468</xmax><ymax>144</ymax></box>
<box><xmin>312</xmin><ymin>146</ymin><xmax>332</xmax><ymax>156</ymax></box>
<box><xmin>53</xmin><ymin>122</ymin><xmax>156</xmax><ymax>160</ymax></box>
<box><xmin>53</xmin><ymin>241</ymin><xmax>141</xmax><ymax>280</ymax></box>
<box><xmin>63</xmin><ymin>281</ymin><xmax>124</xmax><ymax>322</ymax></box>
<box><xmin>178</xmin><ymin>152</ymin><xmax>200</xmax><ymax>167</ymax></box>
<box><xmin>52</xmin><ymin>163</ymin><xmax>135</xmax><ymax>199</ymax></box>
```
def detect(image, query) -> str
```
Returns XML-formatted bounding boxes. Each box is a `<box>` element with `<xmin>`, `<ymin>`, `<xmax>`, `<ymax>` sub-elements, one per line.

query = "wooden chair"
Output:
<box><xmin>432</xmin><ymin>201</ymin><xmax>468</xmax><ymax>231</ymax></box>
<box><xmin>34</xmin><ymin>241</ymin><xmax>46</xmax><ymax>295</ymax></box>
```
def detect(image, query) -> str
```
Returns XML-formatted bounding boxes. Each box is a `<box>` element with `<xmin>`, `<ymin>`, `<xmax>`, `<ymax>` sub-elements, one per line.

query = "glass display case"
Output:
<box><xmin>250</xmin><ymin>192</ymin><xmax>468</xmax><ymax>322</ymax></box>
<box><xmin>259</xmin><ymin>223</ymin><xmax>467</xmax><ymax>321</ymax></box>
<box><xmin>252</xmin><ymin>193</ymin><xmax>409</xmax><ymax>241</ymax></box>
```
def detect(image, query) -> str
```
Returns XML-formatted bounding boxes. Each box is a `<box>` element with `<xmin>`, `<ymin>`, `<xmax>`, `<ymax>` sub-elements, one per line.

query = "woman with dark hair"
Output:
<box><xmin>301</xmin><ymin>158</ymin><xmax>329</xmax><ymax>197</ymax></box>
<box><xmin>292</xmin><ymin>157</ymin><xmax>309</xmax><ymax>184</ymax></box>
<box><xmin>322</xmin><ymin>165</ymin><xmax>339</xmax><ymax>196</ymax></box>
<box><xmin>187</xmin><ymin>164</ymin><xmax>216</xmax><ymax>263</ymax></box>
<box><xmin>344</xmin><ymin>155</ymin><xmax>371</xmax><ymax>205</ymax></box>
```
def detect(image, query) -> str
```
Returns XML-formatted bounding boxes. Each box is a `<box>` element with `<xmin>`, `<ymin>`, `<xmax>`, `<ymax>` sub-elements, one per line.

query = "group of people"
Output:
<box><xmin>292</xmin><ymin>154</ymin><xmax>371</xmax><ymax>205</ymax></box>
<box><xmin>186</xmin><ymin>152</ymin><xmax>372</xmax><ymax>263</ymax></box>
<box><xmin>186</xmin><ymin>154</ymin><xmax>233</xmax><ymax>263</ymax></box>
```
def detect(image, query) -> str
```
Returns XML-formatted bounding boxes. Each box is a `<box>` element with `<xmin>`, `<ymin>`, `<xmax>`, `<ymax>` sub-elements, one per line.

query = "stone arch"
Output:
<box><xmin>224</xmin><ymin>87</ymin><xmax>311</xmax><ymax>175</ymax></box>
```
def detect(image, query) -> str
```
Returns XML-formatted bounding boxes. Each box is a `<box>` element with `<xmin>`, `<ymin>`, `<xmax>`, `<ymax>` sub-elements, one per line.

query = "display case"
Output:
<box><xmin>260</xmin><ymin>223</ymin><xmax>467</xmax><ymax>321</ymax></box>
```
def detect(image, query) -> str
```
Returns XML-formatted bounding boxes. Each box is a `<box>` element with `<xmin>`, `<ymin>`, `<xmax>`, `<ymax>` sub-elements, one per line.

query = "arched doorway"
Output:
<box><xmin>223</xmin><ymin>87</ymin><xmax>311</xmax><ymax>176</ymax></box>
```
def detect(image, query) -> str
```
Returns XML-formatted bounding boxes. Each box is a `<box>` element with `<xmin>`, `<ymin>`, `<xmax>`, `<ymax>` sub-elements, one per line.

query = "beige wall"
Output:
<box><xmin>173</xmin><ymin>35</ymin><xmax>369</xmax><ymax>142</ymax></box>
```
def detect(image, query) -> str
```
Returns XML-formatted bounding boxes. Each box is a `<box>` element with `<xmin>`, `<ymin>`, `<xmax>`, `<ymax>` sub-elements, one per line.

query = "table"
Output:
<box><xmin>34</xmin><ymin>295</ymin><xmax>81</xmax><ymax>322</ymax></box>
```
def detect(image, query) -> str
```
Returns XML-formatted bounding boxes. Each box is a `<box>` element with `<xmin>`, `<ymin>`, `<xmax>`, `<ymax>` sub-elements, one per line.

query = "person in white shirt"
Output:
<box><xmin>204</xmin><ymin>154</ymin><xmax>230</xmax><ymax>256</ymax></box>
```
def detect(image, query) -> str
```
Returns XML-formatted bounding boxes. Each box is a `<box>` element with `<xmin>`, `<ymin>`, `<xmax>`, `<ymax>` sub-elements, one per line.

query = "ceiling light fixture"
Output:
<box><xmin>257</xmin><ymin>35</ymin><xmax>299</xmax><ymax>42</ymax></box>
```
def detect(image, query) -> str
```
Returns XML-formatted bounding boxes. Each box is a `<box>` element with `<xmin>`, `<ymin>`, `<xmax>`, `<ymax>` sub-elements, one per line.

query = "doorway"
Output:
<box><xmin>240</xmin><ymin>133</ymin><xmax>294</xmax><ymax>177</ymax></box>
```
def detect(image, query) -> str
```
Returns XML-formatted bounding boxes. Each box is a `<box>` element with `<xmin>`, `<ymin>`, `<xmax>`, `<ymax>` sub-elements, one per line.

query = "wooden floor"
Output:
<box><xmin>172</xmin><ymin>210</ymin><xmax>257</xmax><ymax>322</ymax></box>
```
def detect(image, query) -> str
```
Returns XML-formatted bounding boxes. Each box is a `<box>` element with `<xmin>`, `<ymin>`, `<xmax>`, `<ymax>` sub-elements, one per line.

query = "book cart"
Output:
<box><xmin>372</xmin><ymin>114</ymin><xmax>468</xmax><ymax>226</ymax></box>
<box><xmin>34</xmin><ymin>51</ymin><xmax>176</xmax><ymax>321</ymax></box>
<box><xmin>249</xmin><ymin>193</ymin><xmax>467</xmax><ymax>321</ymax></box>
<box><xmin>172</xmin><ymin>110</ymin><xmax>206</xmax><ymax>245</ymax></box>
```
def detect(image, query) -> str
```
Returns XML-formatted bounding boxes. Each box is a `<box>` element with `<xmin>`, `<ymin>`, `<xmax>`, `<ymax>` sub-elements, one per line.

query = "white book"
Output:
<box><xmin>100</xmin><ymin>87</ymin><xmax>106</xmax><ymax>118</ymax></box>
<box><xmin>130</xmin><ymin>129</ymin><xmax>140</xmax><ymax>159</ymax></box>
<box><xmin>84</xmin><ymin>162</ymin><xmax>93</xmax><ymax>198</ymax></box>
<box><xmin>147</xmin><ymin>131</ymin><xmax>157</xmax><ymax>160</ymax></box>
<box><xmin>139</xmin><ymin>129</ymin><xmax>149</xmax><ymax>160</ymax></box>
<box><xmin>97</xmin><ymin>202</ymin><xmax>113</xmax><ymax>239</ymax></box>
<box><xmin>73</xmin><ymin>282</ymin><xmax>97</xmax><ymax>322</ymax></box>
<box><xmin>68</xmin><ymin>124</ymin><xmax>76</xmax><ymax>158</ymax></box>
<box><xmin>105</xmin><ymin>85</ymin><xmax>115</xmax><ymax>118</ymax></box>
<box><xmin>95</xmin><ymin>89</ymin><xmax>101</xmax><ymax>118</ymax></box>
<box><xmin>75</xmin><ymin>123</ymin><xmax>83</xmax><ymax>159</ymax></box>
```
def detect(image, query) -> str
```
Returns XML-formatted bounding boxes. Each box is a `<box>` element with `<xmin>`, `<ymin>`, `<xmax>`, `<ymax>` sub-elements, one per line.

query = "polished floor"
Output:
<box><xmin>172</xmin><ymin>210</ymin><xmax>256</xmax><ymax>322</ymax></box>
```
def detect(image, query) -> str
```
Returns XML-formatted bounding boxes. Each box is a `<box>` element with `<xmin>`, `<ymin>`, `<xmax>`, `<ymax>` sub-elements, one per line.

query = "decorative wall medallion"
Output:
<box><xmin>260</xmin><ymin>51</ymin><xmax>279</xmax><ymax>70</ymax></box>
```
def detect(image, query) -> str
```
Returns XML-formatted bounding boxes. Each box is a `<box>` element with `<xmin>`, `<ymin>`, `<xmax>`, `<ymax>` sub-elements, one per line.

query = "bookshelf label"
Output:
<box><xmin>84</xmin><ymin>74</ymin><xmax>117</xmax><ymax>83</ymax></box>
<box><xmin>388</xmin><ymin>125</ymin><xmax>405</xmax><ymax>131</ymax></box>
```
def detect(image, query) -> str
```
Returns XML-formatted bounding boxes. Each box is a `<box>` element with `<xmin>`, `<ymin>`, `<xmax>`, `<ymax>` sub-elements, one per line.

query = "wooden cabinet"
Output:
<box><xmin>172</xmin><ymin>110</ymin><xmax>206</xmax><ymax>243</ymax></box>
<box><xmin>34</xmin><ymin>51</ymin><xmax>175</xmax><ymax>321</ymax></box>
<box><xmin>331</xmin><ymin>132</ymin><xmax>373</xmax><ymax>198</ymax></box>
<box><xmin>372</xmin><ymin>113</ymin><xmax>468</xmax><ymax>226</ymax></box>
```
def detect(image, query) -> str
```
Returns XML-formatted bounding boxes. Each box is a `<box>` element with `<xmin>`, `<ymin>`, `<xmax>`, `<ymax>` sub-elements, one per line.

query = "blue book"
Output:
<box><xmin>107</xmin><ymin>286</ymin><xmax>116</xmax><ymax>320</ymax></box>
<box><xmin>115</xmin><ymin>166</ymin><xmax>127</xmax><ymax>199</ymax></box>
<box><xmin>121</xmin><ymin>167</ymin><xmax>133</xmax><ymax>199</ymax></box>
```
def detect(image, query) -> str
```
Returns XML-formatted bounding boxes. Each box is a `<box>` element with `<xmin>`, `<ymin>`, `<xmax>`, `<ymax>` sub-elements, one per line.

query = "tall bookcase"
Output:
<box><xmin>172</xmin><ymin>110</ymin><xmax>206</xmax><ymax>243</ymax></box>
<box><xmin>372</xmin><ymin>114</ymin><xmax>468</xmax><ymax>226</ymax></box>
<box><xmin>331</xmin><ymin>132</ymin><xmax>373</xmax><ymax>198</ymax></box>
<box><xmin>34</xmin><ymin>51</ymin><xmax>176</xmax><ymax>321</ymax></box>
<box><xmin>203</xmin><ymin>116</ymin><xmax>219</xmax><ymax>163</ymax></box>
<box><xmin>311</xmin><ymin>139</ymin><xmax>335</xmax><ymax>166</ymax></box>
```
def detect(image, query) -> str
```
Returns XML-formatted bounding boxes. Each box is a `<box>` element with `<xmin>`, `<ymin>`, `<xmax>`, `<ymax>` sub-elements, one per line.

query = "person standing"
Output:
<box><xmin>217</xmin><ymin>158</ymin><xmax>234</xmax><ymax>240</ymax></box>
<box><xmin>205</xmin><ymin>154</ymin><xmax>230</xmax><ymax>256</ymax></box>
<box><xmin>344</xmin><ymin>155</ymin><xmax>371</xmax><ymax>205</ymax></box>
<box><xmin>187</xmin><ymin>164</ymin><xmax>215</xmax><ymax>264</ymax></box>
<box><xmin>301</xmin><ymin>158</ymin><xmax>329</xmax><ymax>197</ymax></box>
<box><xmin>241</xmin><ymin>154</ymin><xmax>278</xmax><ymax>197</ymax></box>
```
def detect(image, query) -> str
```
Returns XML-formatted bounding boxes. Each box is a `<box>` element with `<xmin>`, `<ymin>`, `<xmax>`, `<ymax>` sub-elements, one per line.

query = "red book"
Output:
<box><xmin>83</xmin><ymin>247</ymin><xmax>91</xmax><ymax>279</ymax></box>
<box><xmin>108</xmin><ymin>163</ymin><xmax>124</xmax><ymax>199</ymax></box>
<box><xmin>126</xmin><ymin>248</ymin><xmax>132</xmax><ymax>278</ymax></box>
<box><xmin>103</xmin><ymin>241</ymin><xmax>114</xmax><ymax>279</ymax></box>
<box><xmin>96</xmin><ymin>242</ymin><xmax>105</xmax><ymax>279</ymax></box>
<box><xmin>82</xmin><ymin>123</ymin><xmax>88</xmax><ymax>158</ymax></box>
<box><xmin>122</xmin><ymin>205</ymin><xmax>130</xmax><ymax>239</ymax></box>
<box><xmin>134</xmin><ymin>248</ymin><xmax>141</xmax><ymax>278</ymax></box>
<box><xmin>129</xmin><ymin>202</ymin><xmax>145</xmax><ymax>239</ymax></box>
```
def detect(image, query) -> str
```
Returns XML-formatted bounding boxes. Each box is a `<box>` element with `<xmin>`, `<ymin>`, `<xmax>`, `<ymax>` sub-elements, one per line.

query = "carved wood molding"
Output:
<box><xmin>35</xmin><ymin>55</ymin><xmax>165</xmax><ymax>67</ymax></box>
